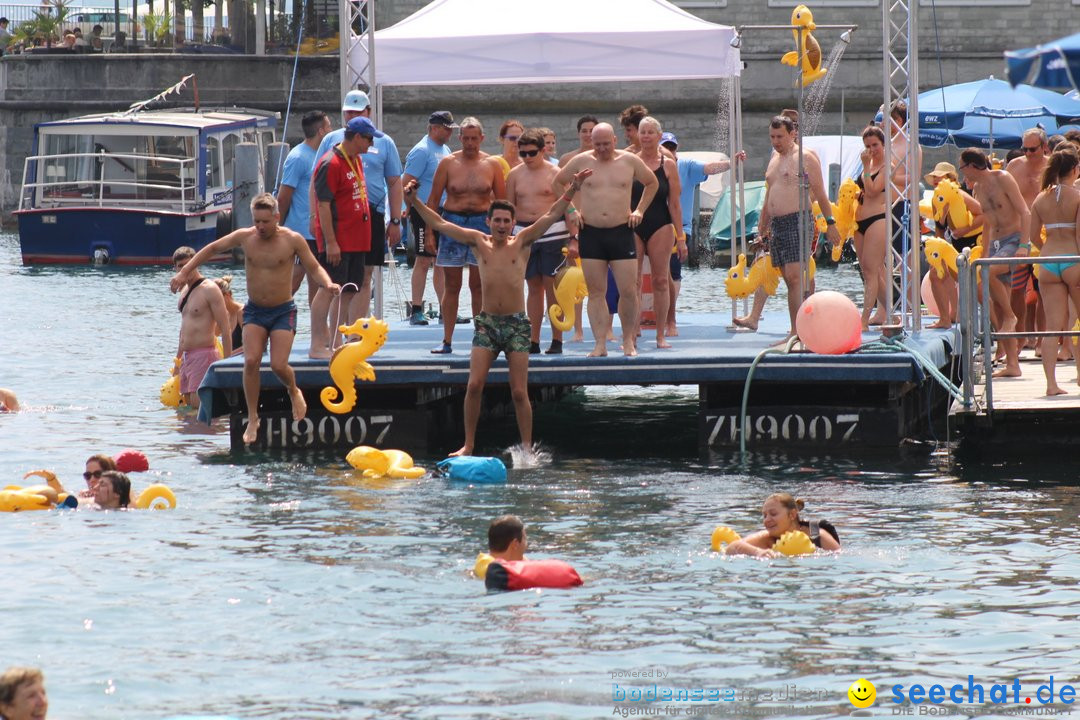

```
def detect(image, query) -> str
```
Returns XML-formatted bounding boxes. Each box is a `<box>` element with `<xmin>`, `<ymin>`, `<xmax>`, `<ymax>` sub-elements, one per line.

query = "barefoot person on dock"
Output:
<box><xmin>404</xmin><ymin>168</ymin><xmax>592</xmax><ymax>457</ymax></box>
<box><xmin>554</xmin><ymin>123</ymin><xmax>658</xmax><ymax>357</ymax></box>
<box><xmin>759</xmin><ymin>114</ymin><xmax>841</xmax><ymax>340</ymax></box>
<box><xmin>959</xmin><ymin>148</ymin><xmax>1030</xmax><ymax>378</ymax></box>
<box><xmin>170</xmin><ymin>193</ymin><xmax>341</xmax><ymax>445</ymax></box>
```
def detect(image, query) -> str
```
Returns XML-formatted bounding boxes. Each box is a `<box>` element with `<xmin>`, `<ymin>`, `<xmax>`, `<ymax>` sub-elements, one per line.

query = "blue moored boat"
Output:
<box><xmin>15</xmin><ymin>106</ymin><xmax>278</xmax><ymax>265</ymax></box>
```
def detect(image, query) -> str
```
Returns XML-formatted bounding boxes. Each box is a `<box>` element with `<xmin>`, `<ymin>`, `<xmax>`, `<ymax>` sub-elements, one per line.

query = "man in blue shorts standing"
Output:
<box><xmin>402</xmin><ymin>110</ymin><xmax>456</xmax><ymax>325</ymax></box>
<box><xmin>427</xmin><ymin>117</ymin><xmax>506</xmax><ymax>353</ymax></box>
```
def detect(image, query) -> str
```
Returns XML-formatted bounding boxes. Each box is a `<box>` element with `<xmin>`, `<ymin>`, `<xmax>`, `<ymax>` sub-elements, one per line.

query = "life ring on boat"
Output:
<box><xmin>484</xmin><ymin>559</ymin><xmax>584</xmax><ymax>592</ymax></box>
<box><xmin>134</xmin><ymin>484</ymin><xmax>177</xmax><ymax>510</ymax></box>
<box><xmin>773</xmin><ymin>530</ymin><xmax>816</xmax><ymax>556</ymax></box>
<box><xmin>710</xmin><ymin>525</ymin><xmax>741</xmax><ymax>551</ymax></box>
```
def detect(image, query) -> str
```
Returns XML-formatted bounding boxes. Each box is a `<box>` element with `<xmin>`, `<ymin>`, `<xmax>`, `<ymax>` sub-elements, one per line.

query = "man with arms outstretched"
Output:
<box><xmin>405</xmin><ymin>168</ymin><xmax>592</xmax><ymax>457</ymax></box>
<box><xmin>170</xmin><ymin>193</ymin><xmax>341</xmax><ymax>444</ymax></box>
<box><xmin>553</xmin><ymin>122</ymin><xmax>658</xmax><ymax>357</ymax></box>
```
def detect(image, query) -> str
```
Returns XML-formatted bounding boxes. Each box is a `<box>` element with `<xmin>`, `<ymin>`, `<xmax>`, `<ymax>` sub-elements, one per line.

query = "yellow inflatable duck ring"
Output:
<box><xmin>725</xmin><ymin>253</ymin><xmax>753</xmax><ymax>299</ymax></box>
<box><xmin>834</xmin><ymin>178</ymin><xmax>860</xmax><ymax>244</ymax></box>
<box><xmin>346</xmin><ymin>445</ymin><xmax>426</xmax><ymax>479</ymax></box>
<box><xmin>548</xmin><ymin>250</ymin><xmax>587</xmax><ymax>332</ymax></box>
<box><xmin>781</xmin><ymin>5</ymin><xmax>827</xmax><ymax>87</ymax></box>
<box><xmin>747</xmin><ymin>255</ymin><xmax>783</xmax><ymax>296</ymax></box>
<box><xmin>474</xmin><ymin>552</ymin><xmax>494</xmax><ymax>580</ymax></box>
<box><xmin>133</xmin><ymin>484</ymin><xmax>177</xmax><ymax>510</ymax></box>
<box><xmin>924</xmin><ymin>237</ymin><xmax>960</xmax><ymax>279</ymax></box>
<box><xmin>320</xmin><ymin>316</ymin><xmax>389</xmax><ymax>415</ymax></box>
<box><xmin>161</xmin><ymin>357</ymin><xmax>183</xmax><ymax>408</ymax></box>
<box><xmin>711</xmin><ymin>525</ymin><xmax>741</xmax><ymax>552</ymax></box>
<box><xmin>773</xmin><ymin>530</ymin><xmax>816</xmax><ymax>556</ymax></box>
<box><xmin>1</xmin><ymin>470</ymin><xmax>73</xmax><ymax>512</ymax></box>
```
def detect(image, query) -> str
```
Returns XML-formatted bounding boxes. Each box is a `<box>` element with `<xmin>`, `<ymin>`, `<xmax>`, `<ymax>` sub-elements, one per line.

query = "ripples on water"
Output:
<box><xmin>2</xmin><ymin>233</ymin><xmax>1079</xmax><ymax>719</ymax></box>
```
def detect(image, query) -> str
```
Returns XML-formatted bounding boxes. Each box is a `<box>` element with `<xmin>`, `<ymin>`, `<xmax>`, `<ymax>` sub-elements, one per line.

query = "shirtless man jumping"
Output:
<box><xmin>428</xmin><ymin>117</ymin><xmax>506</xmax><ymax>354</ymax></box>
<box><xmin>760</xmin><ymin>115</ymin><xmax>841</xmax><ymax>338</ymax></box>
<box><xmin>405</xmin><ymin>168</ymin><xmax>592</xmax><ymax>456</ymax></box>
<box><xmin>170</xmin><ymin>193</ymin><xmax>341</xmax><ymax>444</ymax></box>
<box><xmin>553</xmin><ymin>123</ymin><xmax>658</xmax><ymax>357</ymax></box>
<box><xmin>172</xmin><ymin>246</ymin><xmax>232</xmax><ymax>409</ymax></box>
<box><xmin>959</xmin><ymin>148</ymin><xmax>1031</xmax><ymax>378</ymax></box>
<box><xmin>507</xmin><ymin>128</ymin><xmax>576</xmax><ymax>354</ymax></box>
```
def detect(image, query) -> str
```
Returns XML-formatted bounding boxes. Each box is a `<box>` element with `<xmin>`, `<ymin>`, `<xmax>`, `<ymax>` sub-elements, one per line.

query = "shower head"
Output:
<box><xmin>730</xmin><ymin>32</ymin><xmax>742</xmax><ymax>49</ymax></box>
<box><xmin>840</xmin><ymin>29</ymin><xmax>853</xmax><ymax>44</ymax></box>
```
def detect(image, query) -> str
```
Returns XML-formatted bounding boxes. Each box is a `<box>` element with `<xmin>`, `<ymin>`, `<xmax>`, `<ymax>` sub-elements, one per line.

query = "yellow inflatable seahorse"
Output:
<box><xmin>924</xmin><ymin>237</ymin><xmax>960</xmax><ymax>279</ymax></box>
<box><xmin>346</xmin><ymin>445</ymin><xmax>426</xmax><ymax>479</ymax></box>
<box><xmin>548</xmin><ymin>258</ymin><xmax>587</xmax><ymax>331</ymax></box>
<box><xmin>932</xmin><ymin>179</ymin><xmax>982</xmax><ymax>237</ymax></box>
<box><xmin>746</xmin><ymin>254</ymin><xmax>783</xmax><ymax>296</ymax></box>
<box><xmin>780</xmin><ymin>5</ymin><xmax>827</xmax><ymax>87</ymax></box>
<box><xmin>725</xmin><ymin>253</ymin><xmax>753</xmax><ymax>299</ymax></box>
<box><xmin>320</xmin><ymin>317</ymin><xmax>389</xmax><ymax>415</ymax></box>
<box><xmin>834</xmin><ymin>178</ymin><xmax>860</xmax><ymax>244</ymax></box>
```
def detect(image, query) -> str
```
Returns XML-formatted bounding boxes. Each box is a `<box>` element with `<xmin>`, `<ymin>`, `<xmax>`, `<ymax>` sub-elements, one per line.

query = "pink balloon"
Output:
<box><xmin>795</xmin><ymin>290</ymin><xmax>862</xmax><ymax>354</ymax></box>
<box><xmin>921</xmin><ymin>273</ymin><xmax>940</xmax><ymax>317</ymax></box>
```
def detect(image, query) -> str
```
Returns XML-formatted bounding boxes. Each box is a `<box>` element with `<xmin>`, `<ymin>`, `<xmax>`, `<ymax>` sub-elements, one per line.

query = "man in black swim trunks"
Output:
<box><xmin>171</xmin><ymin>193</ymin><xmax>341</xmax><ymax>445</ymax></box>
<box><xmin>553</xmin><ymin>123</ymin><xmax>658</xmax><ymax>357</ymax></box>
<box><xmin>404</xmin><ymin>168</ymin><xmax>593</xmax><ymax>456</ymax></box>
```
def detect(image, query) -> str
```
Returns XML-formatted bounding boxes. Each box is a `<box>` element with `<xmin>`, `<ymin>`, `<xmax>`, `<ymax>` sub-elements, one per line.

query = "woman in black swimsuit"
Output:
<box><xmin>631</xmin><ymin>116</ymin><xmax>683</xmax><ymax>349</ymax></box>
<box><xmin>855</xmin><ymin>125</ymin><xmax>891</xmax><ymax>330</ymax></box>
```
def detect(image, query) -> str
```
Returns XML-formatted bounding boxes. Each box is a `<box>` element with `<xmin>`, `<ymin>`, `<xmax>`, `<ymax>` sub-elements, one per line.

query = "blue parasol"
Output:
<box><xmin>1005</xmin><ymin>32</ymin><xmax>1080</xmax><ymax>93</ymax></box>
<box><xmin>876</xmin><ymin>78</ymin><xmax>1080</xmax><ymax>149</ymax></box>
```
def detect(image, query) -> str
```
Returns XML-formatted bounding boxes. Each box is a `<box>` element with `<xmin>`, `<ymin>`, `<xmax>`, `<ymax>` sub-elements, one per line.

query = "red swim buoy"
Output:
<box><xmin>114</xmin><ymin>449</ymin><xmax>149</xmax><ymax>473</ymax></box>
<box><xmin>484</xmin><ymin>559</ymin><xmax>583</xmax><ymax>592</ymax></box>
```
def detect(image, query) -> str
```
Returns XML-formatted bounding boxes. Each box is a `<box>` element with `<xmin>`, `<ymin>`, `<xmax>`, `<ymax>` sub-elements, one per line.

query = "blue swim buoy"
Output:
<box><xmin>436</xmin><ymin>456</ymin><xmax>507</xmax><ymax>484</ymax></box>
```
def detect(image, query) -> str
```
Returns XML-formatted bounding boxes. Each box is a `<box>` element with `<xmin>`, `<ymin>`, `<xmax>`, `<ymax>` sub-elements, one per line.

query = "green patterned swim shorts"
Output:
<box><xmin>473</xmin><ymin>311</ymin><xmax>531</xmax><ymax>356</ymax></box>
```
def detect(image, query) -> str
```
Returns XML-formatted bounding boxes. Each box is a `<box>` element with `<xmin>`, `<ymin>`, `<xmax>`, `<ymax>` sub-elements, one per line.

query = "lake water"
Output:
<box><xmin>2</xmin><ymin>231</ymin><xmax>1077</xmax><ymax>720</ymax></box>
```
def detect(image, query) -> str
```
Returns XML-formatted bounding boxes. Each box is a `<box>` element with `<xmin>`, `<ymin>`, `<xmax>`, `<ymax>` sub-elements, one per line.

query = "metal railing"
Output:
<box><xmin>19</xmin><ymin>151</ymin><xmax>198</xmax><ymax>212</ymax></box>
<box><xmin>957</xmin><ymin>250</ymin><xmax>1080</xmax><ymax>412</ymax></box>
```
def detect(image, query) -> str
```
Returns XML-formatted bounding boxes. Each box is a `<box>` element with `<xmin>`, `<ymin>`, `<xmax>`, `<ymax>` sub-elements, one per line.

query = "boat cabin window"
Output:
<box><xmin>37</xmin><ymin>131</ymin><xmax>195</xmax><ymax>203</ymax></box>
<box><xmin>221</xmin><ymin>134</ymin><xmax>238</xmax><ymax>187</ymax></box>
<box><xmin>207</xmin><ymin>137</ymin><xmax>222</xmax><ymax>188</ymax></box>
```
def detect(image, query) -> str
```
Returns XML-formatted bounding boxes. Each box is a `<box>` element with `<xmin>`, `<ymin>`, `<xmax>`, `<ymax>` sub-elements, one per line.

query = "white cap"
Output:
<box><xmin>342</xmin><ymin>90</ymin><xmax>371</xmax><ymax>112</ymax></box>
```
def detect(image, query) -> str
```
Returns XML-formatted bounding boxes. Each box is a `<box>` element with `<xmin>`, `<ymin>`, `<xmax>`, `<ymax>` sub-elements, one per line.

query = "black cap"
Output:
<box><xmin>429</xmin><ymin>111</ymin><xmax>459</xmax><ymax>129</ymax></box>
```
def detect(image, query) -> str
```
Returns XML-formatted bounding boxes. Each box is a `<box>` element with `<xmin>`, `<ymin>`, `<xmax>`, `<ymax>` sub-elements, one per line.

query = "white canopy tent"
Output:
<box><xmin>351</xmin><ymin>0</ymin><xmax>741</xmax><ymax>88</ymax></box>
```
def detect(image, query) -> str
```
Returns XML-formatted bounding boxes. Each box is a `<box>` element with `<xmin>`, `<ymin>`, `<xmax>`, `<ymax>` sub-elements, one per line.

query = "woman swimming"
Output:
<box><xmin>0</xmin><ymin>666</ymin><xmax>49</xmax><ymax>720</ymax></box>
<box><xmin>79</xmin><ymin>453</ymin><xmax>116</xmax><ymax>498</ymax></box>
<box><xmin>725</xmin><ymin>492</ymin><xmax>840</xmax><ymax>558</ymax></box>
<box><xmin>1028</xmin><ymin>146</ymin><xmax>1080</xmax><ymax>396</ymax></box>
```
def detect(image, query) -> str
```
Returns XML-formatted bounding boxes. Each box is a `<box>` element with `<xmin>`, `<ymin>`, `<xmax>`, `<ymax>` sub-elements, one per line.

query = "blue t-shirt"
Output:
<box><xmin>314</xmin><ymin>128</ymin><xmax>402</xmax><ymax>211</ymax></box>
<box><xmin>403</xmin><ymin>135</ymin><xmax>452</xmax><ymax>207</ymax></box>
<box><xmin>678</xmin><ymin>158</ymin><xmax>710</xmax><ymax>235</ymax></box>
<box><xmin>278</xmin><ymin>141</ymin><xmax>317</xmax><ymax>239</ymax></box>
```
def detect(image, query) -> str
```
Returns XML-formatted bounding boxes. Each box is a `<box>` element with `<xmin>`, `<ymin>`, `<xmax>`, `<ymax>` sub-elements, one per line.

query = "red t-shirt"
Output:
<box><xmin>312</xmin><ymin>144</ymin><xmax>371</xmax><ymax>253</ymax></box>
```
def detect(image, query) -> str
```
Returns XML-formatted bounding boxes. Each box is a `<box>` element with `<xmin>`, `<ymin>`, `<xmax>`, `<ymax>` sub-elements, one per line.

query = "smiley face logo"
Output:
<box><xmin>848</xmin><ymin>678</ymin><xmax>876</xmax><ymax>708</ymax></box>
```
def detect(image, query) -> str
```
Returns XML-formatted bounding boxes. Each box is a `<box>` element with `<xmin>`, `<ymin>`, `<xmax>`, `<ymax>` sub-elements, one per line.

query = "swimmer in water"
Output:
<box><xmin>0</xmin><ymin>666</ymin><xmax>49</xmax><ymax>720</ymax></box>
<box><xmin>488</xmin><ymin>514</ymin><xmax>528</xmax><ymax>561</ymax></box>
<box><xmin>80</xmin><ymin>454</ymin><xmax>117</xmax><ymax>498</ymax></box>
<box><xmin>724</xmin><ymin>492</ymin><xmax>840</xmax><ymax>558</ymax></box>
<box><xmin>0</xmin><ymin>388</ymin><xmax>19</xmax><ymax>412</ymax></box>
<box><xmin>85</xmin><ymin>470</ymin><xmax>131</xmax><ymax>510</ymax></box>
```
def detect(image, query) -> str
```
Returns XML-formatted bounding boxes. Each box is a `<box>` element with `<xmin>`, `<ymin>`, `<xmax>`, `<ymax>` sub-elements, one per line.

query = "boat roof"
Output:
<box><xmin>36</xmin><ymin>107</ymin><xmax>279</xmax><ymax>133</ymax></box>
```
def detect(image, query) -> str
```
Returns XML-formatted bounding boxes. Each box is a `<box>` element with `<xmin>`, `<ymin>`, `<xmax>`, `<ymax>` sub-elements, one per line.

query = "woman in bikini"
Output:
<box><xmin>854</xmin><ymin>126</ymin><xmax>891</xmax><ymax>329</ymax></box>
<box><xmin>631</xmin><ymin>116</ymin><xmax>683</xmax><ymax>349</ymax></box>
<box><xmin>1029</xmin><ymin>147</ymin><xmax>1080</xmax><ymax>396</ymax></box>
<box><xmin>724</xmin><ymin>492</ymin><xmax>840</xmax><ymax>558</ymax></box>
<box><xmin>924</xmin><ymin>163</ymin><xmax>983</xmax><ymax>328</ymax></box>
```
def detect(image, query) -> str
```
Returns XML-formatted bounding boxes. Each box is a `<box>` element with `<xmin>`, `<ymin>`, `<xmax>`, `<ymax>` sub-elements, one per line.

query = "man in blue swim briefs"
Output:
<box><xmin>405</xmin><ymin>166</ymin><xmax>592</xmax><ymax>456</ymax></box>
<box><xmin>553</xmin><ymin>123</ymin><xmax>658</xmax><ymax>357</ymax></box>
<box><xmin>171</xmin><ymin>193</ymin><xmax>341</xmax><ymax>445</ymax></box>
<box><xmin>960</xmin><ymin>148</ymin><xmax>1031</xmax><ymax>379</ymax></box>
<box><xmin>426</xmin><ymin>117</ymin><xmax>507</xmax><ymax>354</ymax></box>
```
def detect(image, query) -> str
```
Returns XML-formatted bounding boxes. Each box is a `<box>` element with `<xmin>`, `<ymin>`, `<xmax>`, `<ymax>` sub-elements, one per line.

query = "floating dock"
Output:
<box><xmin>196</xmin><ymin>313</ymin><xmax>958</xmax><ymax>452</ymax></box>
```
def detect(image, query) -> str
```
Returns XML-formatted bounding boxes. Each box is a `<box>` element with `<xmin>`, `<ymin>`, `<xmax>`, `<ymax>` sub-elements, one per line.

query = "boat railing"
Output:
<box><xmin>19</xmin><ymin>152</ymin><xmax>200</xmax><ymax>213</ymax></box>
<box><xmin>957</xmin><ymin>250</ymin><xmax>1080</xmax><ymax>413</ymax></box>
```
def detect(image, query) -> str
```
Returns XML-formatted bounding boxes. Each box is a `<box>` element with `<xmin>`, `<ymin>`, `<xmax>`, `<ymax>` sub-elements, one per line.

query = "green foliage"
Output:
<box><xmin>142</xmin><ymin>12</ymin><xmax>172</xmax><ymax>46</ymax></box>
<box><xmin>15</xmin><ymin>0</ymin><xmax>71</xmax><ymax>46</ymax></box>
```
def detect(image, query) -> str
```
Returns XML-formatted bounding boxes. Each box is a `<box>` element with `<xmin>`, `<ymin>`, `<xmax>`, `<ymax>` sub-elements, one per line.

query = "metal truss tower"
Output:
<box><xmin>340</xmin><ymin>0</ymin><xmax>379</xmax><ymax>124</ymax></box>
<box><xmin>883</xmin><ymin>0</ymin><xmax>922</xmax><ymax>332</ymax></box>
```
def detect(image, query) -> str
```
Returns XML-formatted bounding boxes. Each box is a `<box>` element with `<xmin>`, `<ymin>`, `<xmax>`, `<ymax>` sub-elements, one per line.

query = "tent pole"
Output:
<box><xmin>729</xmin><ymin>75</ymin><xmax>739</xmax><ymax>323</ymax></box>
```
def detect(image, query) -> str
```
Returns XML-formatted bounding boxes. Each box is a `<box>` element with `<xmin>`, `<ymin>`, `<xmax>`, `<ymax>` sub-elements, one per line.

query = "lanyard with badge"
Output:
<box><xmin>337</xmin><ymin>143</ymin><xmax>369</xmax><ymax>222</ymax></box>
